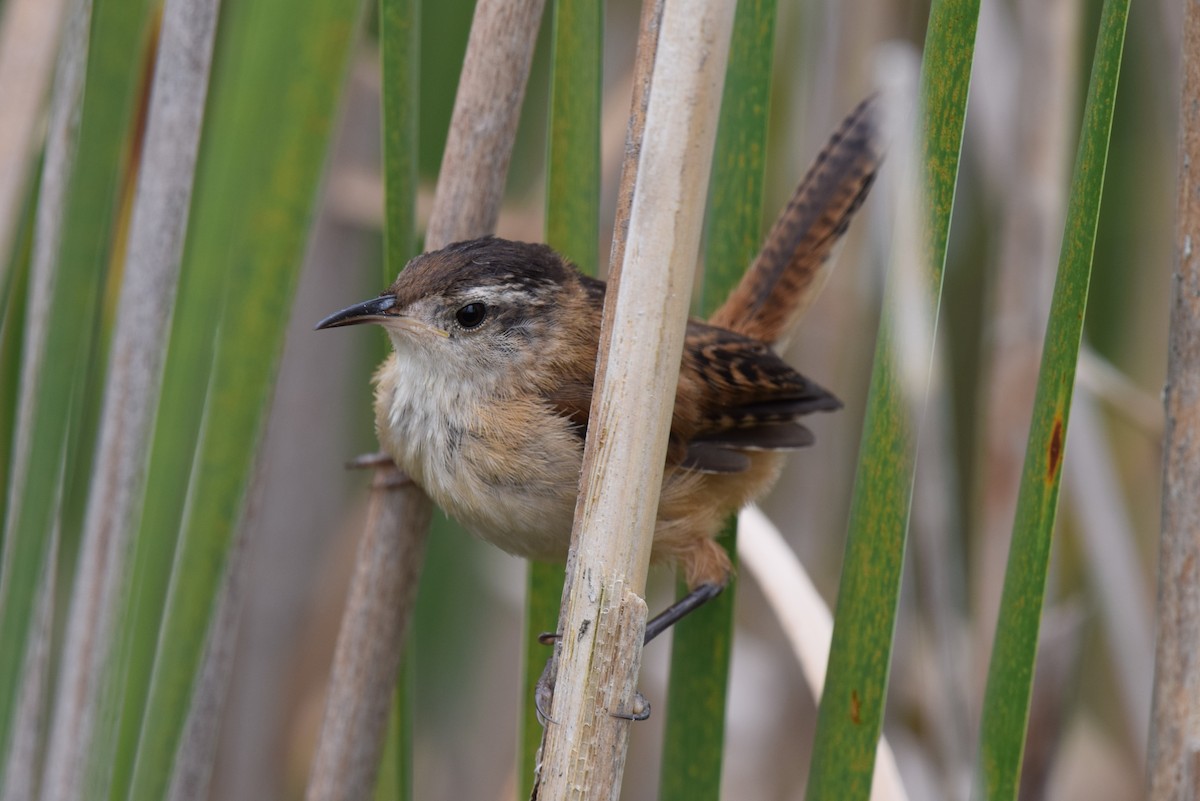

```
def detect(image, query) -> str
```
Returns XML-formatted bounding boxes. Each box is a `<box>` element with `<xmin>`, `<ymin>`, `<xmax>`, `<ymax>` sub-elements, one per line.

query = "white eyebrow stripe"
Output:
<box><xmin>456</xmin><ymin>286</ymin><xmax>547</xmax><ymax>307</ymax></box>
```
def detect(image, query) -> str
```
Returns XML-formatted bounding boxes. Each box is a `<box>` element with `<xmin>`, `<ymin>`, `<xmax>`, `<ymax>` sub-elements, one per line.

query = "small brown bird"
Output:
<box><xmin>318</xmin><ymin>98</ymin><xmax>879</xmax><ymax>640</ymax></box>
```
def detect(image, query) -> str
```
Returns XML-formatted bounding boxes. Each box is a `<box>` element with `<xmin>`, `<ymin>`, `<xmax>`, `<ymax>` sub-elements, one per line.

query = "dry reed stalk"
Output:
<box><xmin>1146</xmin><ymin>0</ymin><xmax>1200</xmax><ymax>794</ymax></box>
<box><xmin>532</xmin><ymin>0</ymin><xmax>735</xmax><ymax>796</ymax></box>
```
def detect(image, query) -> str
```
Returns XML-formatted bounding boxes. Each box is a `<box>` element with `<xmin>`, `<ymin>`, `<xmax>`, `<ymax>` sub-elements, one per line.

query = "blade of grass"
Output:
<box><xmin>97</xmin><ymin>1</ymin><xmax>263</xmax><ymax>787</ymax></box>
<box><xmin>374</xmin><ymin>0</ymin><xmax>419</xmax><ymax>796</ymax></box>
<box><xmin>542</xmin><ymin>0</ymin><xmax>600</xmax><ymax>271</ymax></box>
<box><xmin>659</xmin><ymin>521</ymin><xmax>737</xmax><ymax>799</ymax></box>
<box><xmin>380</xmin><ymin>0</ymin><xmax>419</xmax><ymax>283</ymax></box>
<box><xmin>374</xmin><ymin>659</ymin><xmax>415</xmax><ymax>801</ymax></box>
<box><xmin>519</xmin><ymin>561</ymin><xmax>564</xmax><ymax>793</ymax></box>
<box><xmin>37</xmin><ymin>0</ymin><xmax>220</xmax><ymax>793</ymax></box>
<box><xmin>659</xmin><ymin>0</ymin><xmax>775</xmax><ymax>797</ymax></box>
<box><xmin>1</xmin><ymin>527</ymin><xmax>57</xmax><ymax>798</ymax></box>
<box><xmin>973</xmin><ymin>1</ymin><xmax>1129</xmax><ymax>797</ymax></box>
<box><xmin>0</xmin><ymin>156</ymin><xmax>39</xmax><ymax>546</ymax></box>
<box><xmin>118</xmin><ymin>0</ymin><xmax>366</xmax><ymax>796</ymax></box>
<box><xmin>0</xmin><ymin>0</ymin><xmax>153</xmax><ymax>782</ymax></box>
<box><xmin>517</xmin><ymin>0</ymin><xmax>599</xmax><ymax>792</ymax></box>
<box><xmin>804</xmin><ymin>1</ymin><xmax>979</xmax><ymax>797</ymax></box>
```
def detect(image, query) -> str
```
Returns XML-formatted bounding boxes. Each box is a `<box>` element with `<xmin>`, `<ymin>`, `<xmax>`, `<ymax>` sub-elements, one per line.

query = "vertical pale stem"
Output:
<box><xmin>1147</xmin><ymin>0</ymin><xmax>1200</xmax><ymax>795</ymax></box>
<box><xmin>533</xmin><ymin>0</ymin><xmax>735</xmax><ymax>797</ymax></box>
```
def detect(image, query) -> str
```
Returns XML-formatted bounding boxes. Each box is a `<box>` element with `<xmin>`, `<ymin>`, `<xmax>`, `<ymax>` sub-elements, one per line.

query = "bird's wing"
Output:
<box><xmin>676</xmin><ymin>322</ymin><xmax>840</xmax><ymax>474</ymax></box>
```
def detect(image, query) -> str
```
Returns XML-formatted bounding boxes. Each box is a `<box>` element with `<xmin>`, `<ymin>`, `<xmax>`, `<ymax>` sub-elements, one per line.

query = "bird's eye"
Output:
<box><xmin>455</xmin><ymin>302</ymin><xmax>487</xmax><ymax>328</ymax></box>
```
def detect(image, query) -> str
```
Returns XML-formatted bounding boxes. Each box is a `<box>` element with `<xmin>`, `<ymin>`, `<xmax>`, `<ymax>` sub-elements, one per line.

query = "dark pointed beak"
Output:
<box><xmin>314</xmin><ymin>295</ymin><xmax>397</xmax><ymax>330</ymax></box>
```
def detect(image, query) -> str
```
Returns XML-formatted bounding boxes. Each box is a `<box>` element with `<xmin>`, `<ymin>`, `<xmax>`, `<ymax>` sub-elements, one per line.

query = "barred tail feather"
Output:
<box><xmin>709</xmin><ymin>96</ymin><xmax>881</xmax><ymax>346</ymax></box>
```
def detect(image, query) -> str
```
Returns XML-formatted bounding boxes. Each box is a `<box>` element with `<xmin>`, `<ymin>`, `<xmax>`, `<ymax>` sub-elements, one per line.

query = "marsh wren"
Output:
<box><xmin>317</xmin><ymin>99</ymin><xmax>879</xmax><ymax>639</ymax></box>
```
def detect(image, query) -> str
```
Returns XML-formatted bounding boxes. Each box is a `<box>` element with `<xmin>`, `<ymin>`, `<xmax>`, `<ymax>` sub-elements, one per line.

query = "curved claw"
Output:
<box><xmin>537</xmin><ymin>631</ymin><xmax>561</xmax><ymax>646</ymax></box>
<box><xmin>534</xmin><ymin>657</ymin><xmax>557</xmax><ymax>726</ymax></box>
<box><xmin>610</xmin><ymin>691</ymin><xmax>651</xmax><ymax>722</ymax></box>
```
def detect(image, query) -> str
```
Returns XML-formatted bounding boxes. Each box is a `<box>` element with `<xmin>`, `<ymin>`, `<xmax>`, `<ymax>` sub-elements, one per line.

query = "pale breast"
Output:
<box><xmin>373</xmin><ymin>352</ymin><xmax>582</xmax><ymax>561</ymax></box>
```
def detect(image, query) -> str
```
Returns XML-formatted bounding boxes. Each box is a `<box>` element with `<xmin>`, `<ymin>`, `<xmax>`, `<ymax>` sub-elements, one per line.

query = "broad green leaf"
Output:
<box><xmin>660</xmin><ymin>0</ymin><xmax>777</xmax><ymax>795</ymax></box>
<box><xmin>973</xmin><ymin>1</ymin><xmax>1130</xmax><ymax>797</ymax></box>
<box><xmin>106</xmin><ymin>0</ymin><xmax>366</xmax><ymax>796</ymax></box>
<box><xmin>659</xmin><ymin>523</ymin><xmax>738</xmax><ymax>800</ymax></box>
<box><xmin>805</xmin><ymin>1</ymin><xmax>980</xmax><ymax>797</ymax></box>
<box><xmin>0</xmin><ymin>0</ymin><xmax>153</xmax><ymax>780</ymax></box>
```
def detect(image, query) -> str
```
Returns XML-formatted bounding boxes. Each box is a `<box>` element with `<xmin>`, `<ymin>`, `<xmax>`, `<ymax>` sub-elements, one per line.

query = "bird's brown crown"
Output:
<box><xmin>389</xmin><ymin>238</ymin><xmax>575</xmax><ymax>307</ymax></box>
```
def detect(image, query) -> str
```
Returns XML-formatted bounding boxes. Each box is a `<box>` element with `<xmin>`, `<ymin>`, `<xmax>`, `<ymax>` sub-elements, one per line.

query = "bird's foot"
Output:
<box><xmin>534</xmin><ymin>655</ymin><xmax>557</xmax><ymax>726</ymax></box>
<box><xmin>533</xmin><ymin>654</ymin><xmax>652</xmax><ymax>725</ymax></box>
<box><xmin>609</xmin><ymin>692</ymin><xmax>651</xmax><ymax>721</ymax></box>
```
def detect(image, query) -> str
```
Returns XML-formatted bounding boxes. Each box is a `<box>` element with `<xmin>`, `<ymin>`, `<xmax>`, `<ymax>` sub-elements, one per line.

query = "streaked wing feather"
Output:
<box><xmin>692</xmin><ymin>423</ymin><xmax>815</xmax><ymax>451</ymax></box>
<box><xmin>682</xmin><ymin>445</ymin><xmax>752</xmax><ymax>474</ymax></box>
<box><xmin>675</xmin><ymin>322</ymin><xmax>839</xmax><ymax>470</ymax></box>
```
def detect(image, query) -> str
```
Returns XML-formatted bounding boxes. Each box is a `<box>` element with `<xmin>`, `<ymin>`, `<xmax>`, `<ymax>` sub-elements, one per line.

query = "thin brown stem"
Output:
<box><xmin>305</xmin><ymin>468</ymin><xmax>431</xmax><ymax>801</ymax></box>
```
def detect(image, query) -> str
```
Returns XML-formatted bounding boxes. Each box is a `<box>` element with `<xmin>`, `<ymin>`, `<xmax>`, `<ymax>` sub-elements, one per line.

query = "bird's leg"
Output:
<box><xmin>643</xmin><ymin>581</ymin><xmax>725</xmax><ymax>645</ymax></box>
<box><xmin>540</xmin><ymin>581</ymin><xmax>727</xmax><ymax>649</ymax></box>
<box><xmin>533</xmin><ymin>580</ymin><xmax>725</xmax><ymax>725</ymax></box>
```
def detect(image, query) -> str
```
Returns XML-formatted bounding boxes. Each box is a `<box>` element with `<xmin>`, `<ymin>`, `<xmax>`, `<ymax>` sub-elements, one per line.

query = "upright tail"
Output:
<box><xmin>709</xmin><ymin>96</ymin><xmax>881</xmax><ymax>346</ymax></box>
